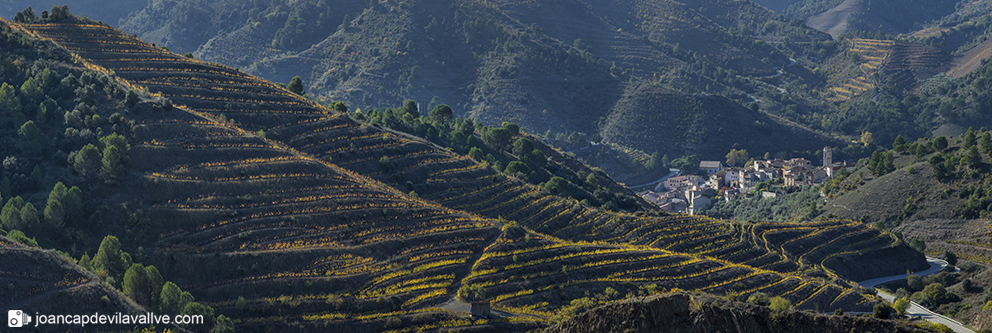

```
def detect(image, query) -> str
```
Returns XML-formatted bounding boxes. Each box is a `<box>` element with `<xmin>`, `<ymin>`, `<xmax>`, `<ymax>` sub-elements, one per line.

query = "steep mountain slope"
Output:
<box><xmin>602</xmin><ymin>84</ymin><xmax>835</xmax><ymax>159</ymax></box>
<box><xmin>19</xmin><ymin>14</ymin><xmax>917</xmax><ymax>287</ymax></box>
<box><xmin>2</xmin><ymin>12</ymin><xmax>933</xmax><ymax>331</ymax></box>
<box><xmin>787</xmin><ymin>0</ymin><xmax>958</xmax><ymax>36</ymax></box>
<box><xmin>106</xmin><ymin>0</ymin><xmax>837</xmax><ymax>162</ymax></box>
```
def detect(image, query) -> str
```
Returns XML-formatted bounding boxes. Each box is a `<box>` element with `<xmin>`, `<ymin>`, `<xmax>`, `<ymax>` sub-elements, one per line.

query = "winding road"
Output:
<box><xmin>858</xmin><ymin>257</ymin><xmax>973</xmax><ymax>333</ymax></box>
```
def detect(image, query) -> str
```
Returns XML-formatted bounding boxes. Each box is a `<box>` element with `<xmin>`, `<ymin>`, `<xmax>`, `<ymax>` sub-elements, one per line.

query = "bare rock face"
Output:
<box><xmin>545</xmin><ymin>292</ymin><xmax>931</xmax><ymax>333</ymax></box>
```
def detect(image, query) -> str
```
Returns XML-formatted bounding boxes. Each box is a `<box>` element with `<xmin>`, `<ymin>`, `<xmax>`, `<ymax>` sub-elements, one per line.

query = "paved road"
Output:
<box><xmin>628</xmin><ymin>168</ymin><xmax>680</xmax><ymax>191</ymax></box>
<box><xmin>858</xmin><ymin>257</ymin><xmax>973</xmax><ymax>333</ymax></box>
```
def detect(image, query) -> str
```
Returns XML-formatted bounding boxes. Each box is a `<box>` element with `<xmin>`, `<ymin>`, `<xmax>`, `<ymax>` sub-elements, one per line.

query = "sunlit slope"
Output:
<box><xmin>467</xmin><ymin>226</ymin><xmax>879</xmax><ymax>314</ymax></box>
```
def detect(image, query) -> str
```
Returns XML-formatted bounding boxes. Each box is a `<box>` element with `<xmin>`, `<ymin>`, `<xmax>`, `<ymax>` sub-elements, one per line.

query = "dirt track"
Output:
<box><xmin>805</xmin><ymin>0</ymin><xmax>860</xmax><ymax>38</ymax></box>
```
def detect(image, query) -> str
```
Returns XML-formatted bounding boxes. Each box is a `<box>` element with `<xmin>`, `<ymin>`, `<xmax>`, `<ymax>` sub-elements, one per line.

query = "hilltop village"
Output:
<box><xmin>640</xmin><ymin>147</ymin><xmax>855</xmax><ymax>214</ymax></box>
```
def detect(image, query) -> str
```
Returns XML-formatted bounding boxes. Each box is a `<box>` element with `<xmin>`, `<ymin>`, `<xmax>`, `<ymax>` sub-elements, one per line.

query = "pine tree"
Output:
<box><xmin>287</xmin><ymin>76</ymin><xmax>304</xmax><ymax>95</ymax></box>
<box><xmin>93</xmin><ymin>235</ymin><xmax>126</xmax><ymax>282</ymax></box>
<box><xmin>123</xmin><ymin>263</ymin><xmax>150</xmax><ymax>306</ymax></box>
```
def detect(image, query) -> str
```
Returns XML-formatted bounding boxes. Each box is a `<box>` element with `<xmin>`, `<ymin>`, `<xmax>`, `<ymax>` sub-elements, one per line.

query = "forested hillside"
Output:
<box><xmin>101</xmin><ymin>0</ymin><xmax>842</xmax><ymax>168</ymax></box>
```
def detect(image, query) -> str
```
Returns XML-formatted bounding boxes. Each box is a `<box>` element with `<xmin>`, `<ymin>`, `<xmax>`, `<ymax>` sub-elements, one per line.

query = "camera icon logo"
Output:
<box><xmin>8</xmin><ymin>310</ymin><xmax>31</xmax><ymax>328</ymax></box>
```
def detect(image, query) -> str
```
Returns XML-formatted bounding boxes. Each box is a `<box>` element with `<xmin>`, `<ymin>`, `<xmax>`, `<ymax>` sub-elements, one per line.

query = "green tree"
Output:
<box><xmin>907</xmin><ymin>274</ymin><xmax>924</xmax><ymax>291</ymax></box>
<box><xmin>504</xmin><ymin>161</ymin><xmax>530</xmax><ymax>176</ymax></box>
<box><xmin>909</xmin><ymin>239</ymin><xmax>926</xmax><ymax>252</ymax></box>
<box><xmin>930</xmin><ymin>154</ymin><xmax>949</xmax><ymax>178</ymax></box>
<box><xmin>19</xmin><ymin>203</ymin><xmax>38</xmax><ymax>231</ymax></box>
<box><xmin>924</xmin><ymin>283</ymin><xmax>948</xmax><ymax>304</ymax></box>
<box><xmin>873</xmin><ymin>302</ymin><xmax>892</xmax><ymax>319</ymax></box>
<box><xmin>403</xmin><ymin>99</ymin><xmax>419</xmax><ymax>117</ymax></box>
<box><xmin>63</xmin><ymin>186</ymin><xmax>83</xmax><ymax>220</ymax></box>
<box><xmin>468</xmin><ymin>147</ymin><xmax>484</xmax><ymax>161</ymax></box>
<box><xmin>934</xmin><ymin>136</ymin><xmax>949</xmax><ymax>151</ymax></box>
<box><xmin>287</xmin><ymin>76</ymin><xmax>304</xmax><ymax>95</ymax></box>
<box><xmin>671</xmin><ymin>155</ymin><xmax>701</xmax><ymax>175</ymax></box>
<box><xmin>0</xmin><ymin>82</ymin><xmax>22</xmax><ymax>117</ymax></box>
<box><xmin>645</xmin><ymin>153</ymin><xmax>662</xmax><ymax>170</ymax></box>
<box><xmin>159</xmin><ymin>281</ymin><xmax>185</xmax><ymax>314</ymax></box>
<box><xmin>502</xmin><ymin>122</ymin><xmax>520</xmax><ymax>137</ymax></box>
<box><xmin>100</xmin><ymin>133</ymin><xmax>131</xmax><ymax>155</ymax></box>
<box><xmin>513</xmin><ymin>137</ymin><xmax>534</xmax><ymax>156</ymax></box>
<box><xmin>893</xmin><ymin>135</ymin><xmax>907</xmax><ymax>152</ymax></box>
<box><xmin>181</xmin><ymin>302</ymin><xmax>215</xmax><ymax>330</ymax></box>
<box><xmin>429</xmin><ymin>104</ymin><xmax>453</xmax><ymax>124</ymax></box>
<box><xmin>529</xmin><ymin>150</ymin><xmax>546</xmax><ymax>167</ymax></box>
<box><xmin>942</xmin><ymin>250</ymin><xmax>957</xmax><ymax>266</ymax></box>
<box><xmin>544</xmin><ymin>176</ymin><xmax>569</xmax><ymax>195</ymax></box>
<box><xmin>485</xmin><ymin>127</ymin><xmax>513</xmax><ymax>148</ymax></box>
<box><xmin>725</xmin><ymin>149</ymin><xmax>749</xmax><ymax>167</ymax></box>
<box><xmin>457</xmin><ymin>284</ymin><xmax>486</xmax><ymax>302</ymax></box>
<box><xmin>123</xmin><ymin>263</ymin><xmax>151</xmax><ymax>306</ymax></box>
<box><xmin>125</xmin><ymin>90</ymin><xmax>139</xmax><ymax>107</ymax></box>
<box><xmin>73</xmin><ymin>144</ymin><xmax>102</xmax><ymax>176</ymax></box>
<box><xmin>982</xmin><ymin>132</ymin><xmax>992</xmax><ymax>153</ymax></box>
<box><xmin>102</xmin><ymin>146</ymin><xmax>127</xmax><ymax>179</ymax></box>
<box><xmin>212</xmin><ymin>315</ymin><xmax>235</xmax><ymax>333</ymax></box>
<box><xmin>49</xmin><ymin>5</ymin><xmax>70</xmax><ymax>21</ymax></box>
<box><xmin>145</xmin><ymin>265</ymin><xmax>165</xmax><ymax>307</ymax></box>
<box><xmin>893</xmin><ymin>298</ymin><xmax>910</xmax><ymax>315</ymax></box>
<box><xmin>16</xmin><ymin>121</ymin><xmax>41</xmax><ymax>152</ymax></box>
<box><xmin>78</xmin><ymin>253</ymin><xmax>92</xmax><ymax>271</ymax></box>
<box><xmin>48</xmin><ymin>182</ymin><xmax>68</xmax><ymax>202</ymax></box>
<box><xmin>583</xmin><ymin>173</ymin><xmax>599</xmax><ymax>192</ymax></box>
<box><xmin>965</xmin><ymin>127</ymin><xmax>977</xmax><ymax>149</ymax></box>
<box><xmin>93</xmin><ymin>235</ymin><xmax>126</xmax><ymax>282</ymax></box>
<box><xmin>44</xmin><ymin>199</ymin><xmax>64</xmax><ymax>228</ymax></box>
<box><xmin>19</xmin><ymin>77</ymin><xmax>41</xmax><ymax>101</ymax></box>
<box><xmin>329</xmin><ymin>101</ymin><xmax>348</xmax><ymax>113</ymax></box>
<box><xmin>965</xmin><ymin>146</ymin><xmax>982</xmax><ymax>169</ymax></box>
<box><xmin>0</xmin><ymin>196</ymin><xmax>23</xmax><ymax>230</ymax></box>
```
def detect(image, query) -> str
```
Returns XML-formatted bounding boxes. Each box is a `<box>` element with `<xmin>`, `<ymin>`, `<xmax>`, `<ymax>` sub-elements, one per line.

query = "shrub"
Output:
<box><xmin>550</xmin><ymin>297</ymin><xmax>599</xmax><ymax>324</ymax></box>
<box><xmin>747</xmin><ymin>292</ymin><xmax>769</xmax><ymax>306</ymax></box>
<box><xmin>893</xmin><ymin>298</ymin><xmax>910</xmax><ymax>315</ymax></box>
<box><xmin>873</xmin><ymin>303</ymin><xmax>892</xmax><ymax>319</ymax></box>
<box><xmin>769</xmin><ymin>297</ymin><xmax>790</xmax><ymax>311</ymax></box>
<box><xmin>457</xmin><ymin>284</ymin><xmax>486</xmax><ymax>302</ymax></box>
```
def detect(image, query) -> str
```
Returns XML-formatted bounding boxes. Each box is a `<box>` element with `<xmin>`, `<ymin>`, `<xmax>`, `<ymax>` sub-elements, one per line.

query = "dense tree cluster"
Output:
<box><xmin>79</xmin><ymin>236</ymin><xmax>233</xmax><ymax>332</ymax></box>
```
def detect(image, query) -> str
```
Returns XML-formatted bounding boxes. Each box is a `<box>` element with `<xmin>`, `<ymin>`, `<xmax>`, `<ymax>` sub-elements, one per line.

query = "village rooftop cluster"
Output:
<box><xmin>639</xmin><ymin>147</ymin><xmax>855</xmax><ymax>214</ymax></box>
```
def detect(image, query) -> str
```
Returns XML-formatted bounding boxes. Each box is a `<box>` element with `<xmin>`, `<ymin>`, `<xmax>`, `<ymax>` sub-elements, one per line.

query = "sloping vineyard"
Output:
<box><xmin>466</xmin><ymin>227</ymin><xmax>875</xmax><ymax>316</ymax></box>
<box><xmin>832</xmin><ymin>38</ymin><xmax>949</xmax><ymax>101</ymax></box>
<box><xmin>20</xmin><ymin>18</ymin><xmax>922</xmax><ymax>281</ymax></box>
<box><xmin>9</xmin><ymin>17</ymin><xmax>928</xmax><ymax>329</ymax></box>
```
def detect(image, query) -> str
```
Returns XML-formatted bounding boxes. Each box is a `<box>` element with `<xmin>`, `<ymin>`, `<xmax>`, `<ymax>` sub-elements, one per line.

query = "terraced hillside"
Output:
<box><xmin>126</xmin><ymin>100</ymin><xmax>512</xmax><ymax>330</ymax></box>
<box><xmin>3</xmin><ymin>15</ymin><xmax>932</xmax><ymax>331</ymax></box>
<box><xmin>467</xmin><ymin>226</ymin><xmax>877</xmax><ymax>316</ymax></box>
<box><xmin>831</xmin><ymin>38</ymin><xmax>949</xmax><ymax>101</ymax></box>
<box><xmin>19</xmin><ymin>17</ymin><xmax>926</xmax><ymax>281</ymax></box>
<box><xmin>0</xmin><ymin>238</ymin><xmax>148</xmax><ymax>330</ymax></box>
